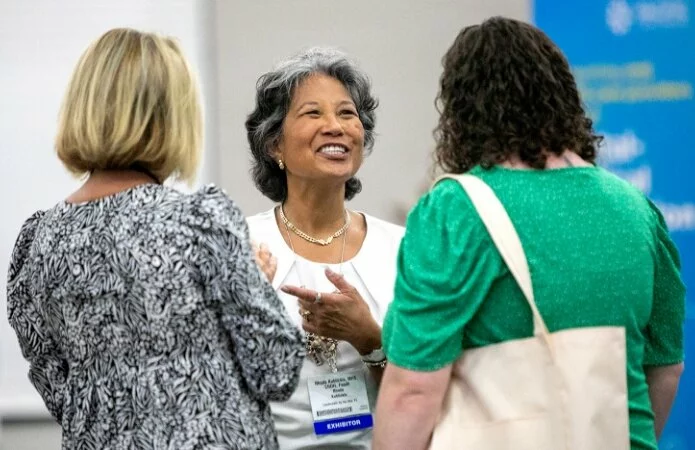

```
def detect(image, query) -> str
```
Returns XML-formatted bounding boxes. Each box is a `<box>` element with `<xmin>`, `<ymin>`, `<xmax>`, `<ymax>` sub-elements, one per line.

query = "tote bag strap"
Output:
<box><xmin>435</xmin><ymin>174</ymin><xmax>552</xmax><ymax>343</ymax></box>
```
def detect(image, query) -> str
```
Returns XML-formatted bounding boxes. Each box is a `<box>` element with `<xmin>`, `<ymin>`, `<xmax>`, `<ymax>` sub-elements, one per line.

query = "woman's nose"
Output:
<box><xmin>321</xmin><ymin>113</ymin><xmax>344</xmax><ymax>135</ymax></box>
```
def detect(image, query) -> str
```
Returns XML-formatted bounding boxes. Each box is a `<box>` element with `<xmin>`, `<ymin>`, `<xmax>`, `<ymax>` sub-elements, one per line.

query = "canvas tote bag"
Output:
<box><xmin>429</xmin><ymin>174</ymin><xmax>630</xmax><ymax>450</ymax></box>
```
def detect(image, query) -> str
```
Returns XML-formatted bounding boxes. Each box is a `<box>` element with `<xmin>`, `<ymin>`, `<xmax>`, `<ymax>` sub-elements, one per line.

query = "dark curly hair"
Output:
<box><xmin>434</xmin><ymin>17</ymin><xmax>601</xmax><ymax>173</ymax></box>
<box><xmin>245</xmin><ymin>47</ymin><xmax>378</xmax><ymax>203</ymax></box>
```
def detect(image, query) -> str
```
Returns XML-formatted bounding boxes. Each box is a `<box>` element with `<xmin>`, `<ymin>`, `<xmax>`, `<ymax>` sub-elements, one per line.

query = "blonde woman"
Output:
<box><xmin>6</xmin><ymin>28</ymin><xmax>304</xmax><ymax>449</ymax></box>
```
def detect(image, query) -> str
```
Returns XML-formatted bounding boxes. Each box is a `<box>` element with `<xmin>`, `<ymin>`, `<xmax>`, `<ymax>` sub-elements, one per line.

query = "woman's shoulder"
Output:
<box><xmin>246</xmin><ymin>208</ymin><xmax>275</xmax><ymax>227</ymax></box>
<box><xmin>578</xmin><ymin>168</ymin><xmax>663</xmax><ymax>227</ymax></box>
<box><xmin>245</xmin><ymin>208</ymin><xmax>277</xmax><ymax>240</ymax></box>
<box><xmin>177</xmin><ymin>184</ymin><xmax>248</xmax><ymax>237</ymax></box>
<box><xmin>428</xmin><ymin>176</ymin><xmax>474</xmax><ymax>204</ymax></box>
<box><xmin>363</xmin><ymin>213</ymin><xmax>405</xmax><ymax>243</ymax></box>
<box><xmin>8</xmin><ymin>210</ymin><xmax>48</xmax><ymax>283</ymax></box>
<box><xmin>184</xmin><ymin>184</ymin><xmax>240</xmax><ymax>211</ymax></box>
<box><xmin>410</xmin><ymin>177</ymin><xmax>480</xmax><ymax>227</ymax></box>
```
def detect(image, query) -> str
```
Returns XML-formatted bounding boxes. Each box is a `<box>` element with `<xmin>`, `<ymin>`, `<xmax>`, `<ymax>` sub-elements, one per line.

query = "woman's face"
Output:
<box><xmin>276</xmin><ymin>74</ymin><xmax>365</xmax><ymax>189</ymax></box>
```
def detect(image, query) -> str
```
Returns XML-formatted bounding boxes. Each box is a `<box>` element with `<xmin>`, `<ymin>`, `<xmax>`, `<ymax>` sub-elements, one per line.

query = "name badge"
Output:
<box><xmin>307</xmin><ymin>371</ymin><xmax>373</xmax><ymax>435</ymax></box>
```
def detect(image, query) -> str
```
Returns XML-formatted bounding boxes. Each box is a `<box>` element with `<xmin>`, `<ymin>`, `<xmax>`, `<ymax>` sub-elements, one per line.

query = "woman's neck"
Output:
<box><xmin>89</xmin><ymin>169</ymin><xmax>158</xmax><ymax>184</ymax></box>
<box><xmin>282</xmin><ymin>185</ymin><xmax>348</xmax><ymax>237</ymax></box>
<box><xmin>66</xmin><ymin>169</ymin><xmax>159</xmax><ymax>204</ymax></box>
<box><xmin>501</xmin><ymin>150</ymin><xmax>592</xmax><ymax>169</ymax></box>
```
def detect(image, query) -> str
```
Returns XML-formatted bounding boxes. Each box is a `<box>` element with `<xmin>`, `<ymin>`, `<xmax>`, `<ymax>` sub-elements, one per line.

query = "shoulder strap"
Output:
<box><xmin>435</xmin><ymin>174</ymin><xmax>551</xmax><ymax>339</ymax></box>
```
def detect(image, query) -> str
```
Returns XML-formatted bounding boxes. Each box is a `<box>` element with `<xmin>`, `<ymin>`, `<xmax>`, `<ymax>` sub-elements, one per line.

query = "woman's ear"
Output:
<box><xmin>271</xmin><ymin>146</ymin><xmax>284</xmax><ymax>170</ymax></box>
<box><xmin>271</xmin><ymin>138</ymin><xmax>285</xmax><ymax>169</ymax></box>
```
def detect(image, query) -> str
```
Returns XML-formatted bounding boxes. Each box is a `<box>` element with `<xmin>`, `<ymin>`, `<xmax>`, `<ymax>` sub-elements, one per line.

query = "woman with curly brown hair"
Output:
<box><xmin>374</xmin><ymin>17</ymin><xmax>685</xmax><ymax>450</ymax></box>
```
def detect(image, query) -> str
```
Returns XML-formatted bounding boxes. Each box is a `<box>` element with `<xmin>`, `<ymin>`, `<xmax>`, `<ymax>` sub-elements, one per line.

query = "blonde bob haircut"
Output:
<box><xmin>56</xmin><ymin>28</ymin><xmax>202</xmax><ymax>184</ymax></box>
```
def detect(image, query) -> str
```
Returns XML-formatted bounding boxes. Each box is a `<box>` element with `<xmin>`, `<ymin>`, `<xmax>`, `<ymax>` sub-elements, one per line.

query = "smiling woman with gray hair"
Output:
<box><xmin>245</xmin><ymin>47</ymin><xmax>404</xmax><ymax>449</ymax></box>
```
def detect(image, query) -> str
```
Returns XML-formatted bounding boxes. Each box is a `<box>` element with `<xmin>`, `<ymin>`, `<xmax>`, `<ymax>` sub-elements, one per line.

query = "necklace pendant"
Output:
<box><xmin>324</xmin><ymin>236</ymin><xmax>333</xmax><ymax>245</ymax></box>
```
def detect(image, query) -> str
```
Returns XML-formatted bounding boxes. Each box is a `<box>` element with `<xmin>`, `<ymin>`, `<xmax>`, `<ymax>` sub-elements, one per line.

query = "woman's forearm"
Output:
<box><xmin>374</xmin><ymin>386</ymin><xmax>441</xmax><ymax>449</ymax></box>
<box><xmin>373</xmin><ymin>365</ymin><xmax>451</xmax><ymax>450</ymax></box>
<box><xmin>645</xmin><ymin>363</ymin><xmax>684</xmax><ymax>439</ymax></box>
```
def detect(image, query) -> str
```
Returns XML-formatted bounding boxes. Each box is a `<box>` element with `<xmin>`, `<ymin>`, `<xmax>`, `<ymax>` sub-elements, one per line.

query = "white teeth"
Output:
<box><xmin>319</xmin><ymin>145</ymin><xmax>347</xmax><ymax>154</ymax></box>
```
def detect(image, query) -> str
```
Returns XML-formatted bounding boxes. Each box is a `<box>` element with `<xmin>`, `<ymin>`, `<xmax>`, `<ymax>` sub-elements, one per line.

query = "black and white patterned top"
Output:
<box><xmin>6</xmin><ymin>183</ymin><xmax>305</xmax><ymax>450</ymax></box>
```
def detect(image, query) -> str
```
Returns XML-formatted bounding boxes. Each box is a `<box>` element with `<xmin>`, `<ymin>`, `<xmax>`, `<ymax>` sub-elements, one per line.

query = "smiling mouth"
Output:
<box><xmin>317</xmin><ymin>144</ymin><xmax>349</xmax><ymax>155</ymax></box>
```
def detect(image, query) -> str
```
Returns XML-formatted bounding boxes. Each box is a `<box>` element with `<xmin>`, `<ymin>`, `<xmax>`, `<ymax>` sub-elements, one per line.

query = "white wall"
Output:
<box><xmin>215</xmin><ymin>0</ymin><xmax>531</xmax><ymax>221</ymax></box>
<box><xmin>0</xmin><ymin>0</ymin><xmax>218</xmax><ymax>419</ymax></box>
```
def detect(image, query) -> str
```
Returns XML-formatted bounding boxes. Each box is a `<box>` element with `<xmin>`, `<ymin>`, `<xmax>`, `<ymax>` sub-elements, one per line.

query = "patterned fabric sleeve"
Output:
<box><xmin>643</xmin><ymin>200</ymin><xmax>686</xmax><ymax>366</ymax></box>
<box><xmin>197</xmin><ymin>186</ymin><xmax>305</xmax><ymax>401</ymax></box>
<box><xmin>7</xmin><ymin>211</ymin><xmax>68</xmax><ymax>422</ymax></box>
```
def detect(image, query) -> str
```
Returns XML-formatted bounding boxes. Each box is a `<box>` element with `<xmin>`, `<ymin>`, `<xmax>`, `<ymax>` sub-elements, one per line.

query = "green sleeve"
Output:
<box><xmin>382</xmin><ymin>179</ymin><xmax>503</xmax><ymax>371</ymax></box>
<box><xmin>643</xmin><ymin>200</ymin><xmax>686</xmax><ymax>366</ymax></box>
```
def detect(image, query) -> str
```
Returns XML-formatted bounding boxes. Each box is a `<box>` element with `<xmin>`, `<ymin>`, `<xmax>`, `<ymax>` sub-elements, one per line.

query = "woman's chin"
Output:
<box><xmin>314</xmin><ymin>162</ymin><xmax>360</xmax><ymax>180</ymax></box>
<box><xmin>316</xmin><ymin>170</ymin><xmax>358</xmax><ymax>184</ymax></box>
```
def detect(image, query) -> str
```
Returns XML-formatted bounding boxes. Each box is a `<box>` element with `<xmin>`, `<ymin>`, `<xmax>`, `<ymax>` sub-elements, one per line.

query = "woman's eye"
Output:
<box><xmin>340</xmin><ymin>109</ymin><xmax>358</xmax><ymax>116</ymax></box>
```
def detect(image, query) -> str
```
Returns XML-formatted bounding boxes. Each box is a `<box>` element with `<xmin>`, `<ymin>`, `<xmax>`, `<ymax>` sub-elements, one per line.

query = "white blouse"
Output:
<box><xmin>247</xmin><ymin>209</ymin><xmax>404</xmax><ymax>450</ymax></box>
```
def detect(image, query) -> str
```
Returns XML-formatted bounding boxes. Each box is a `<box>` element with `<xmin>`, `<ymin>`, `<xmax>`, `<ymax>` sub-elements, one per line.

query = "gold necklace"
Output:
<box><xmin>279</xmin><ymin>204</ymin><xmax>350</xmax><ymax>246</ymax></box>
<box><xmin>281</xmin><ymin>208</ymin><xmax>348</xmax><ymax>373</ymax></box>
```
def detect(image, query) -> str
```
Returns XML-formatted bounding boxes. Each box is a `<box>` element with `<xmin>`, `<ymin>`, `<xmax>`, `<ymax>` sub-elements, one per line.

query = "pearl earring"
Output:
<box><xmin>278</xmin><ymin>159</ymin><xmax>285</xmax><ymax>170</ymax></box>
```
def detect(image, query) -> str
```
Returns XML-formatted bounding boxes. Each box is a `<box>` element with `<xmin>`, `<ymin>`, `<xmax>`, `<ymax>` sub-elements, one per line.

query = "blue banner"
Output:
<box><xmin>534</xmin><ymin>1</ymin><xmax>693</xmax><ymax>448</ymax></box>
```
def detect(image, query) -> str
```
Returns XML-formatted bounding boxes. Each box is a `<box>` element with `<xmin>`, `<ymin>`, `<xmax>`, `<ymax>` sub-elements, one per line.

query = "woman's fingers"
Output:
<box><xmin>324</xmin><ymin>267</ymin><xmax>356</xmax><ymax>294</ymax></box>
<box><xmin>252</xmin><ymin>242</ymin><xmax>277</xmax><ymax>283</ymax></box>
<box><xmin>281</xmin><ymin>285</ymin><xmax>325</xmax><ymax>303</ymax></box>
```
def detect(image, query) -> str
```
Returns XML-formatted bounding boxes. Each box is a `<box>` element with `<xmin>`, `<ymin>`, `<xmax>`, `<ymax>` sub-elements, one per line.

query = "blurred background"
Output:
<box><xmin>0</xmin><ymin>0</ymin><xmax>691</xmax><ymax>448</ymax></box>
